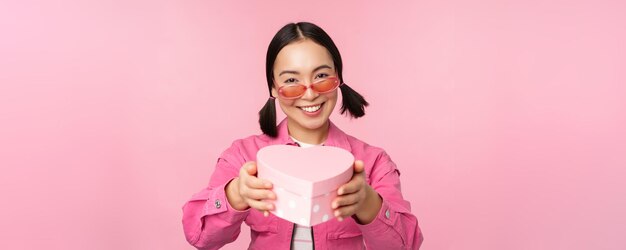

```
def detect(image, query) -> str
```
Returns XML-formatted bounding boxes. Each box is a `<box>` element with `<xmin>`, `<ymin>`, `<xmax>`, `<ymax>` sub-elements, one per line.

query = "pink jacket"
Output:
<box><xmin>182</xmin><ymin>119</ymin><xmax>423</xmax><ymax>249</ymax></box>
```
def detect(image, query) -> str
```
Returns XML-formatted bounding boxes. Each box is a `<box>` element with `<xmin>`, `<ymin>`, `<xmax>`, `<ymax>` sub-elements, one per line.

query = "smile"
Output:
<box><xmin>298</xmin><ymin>102</ymin><xmax>324</xmax><ymax>113</ymax></box>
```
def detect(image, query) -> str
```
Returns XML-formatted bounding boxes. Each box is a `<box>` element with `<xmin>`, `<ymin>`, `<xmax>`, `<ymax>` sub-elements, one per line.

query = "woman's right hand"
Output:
<box><xmin>225</xmin><ymin>161</ymin><xmax>276</xmax><ymax>215</ymax></box>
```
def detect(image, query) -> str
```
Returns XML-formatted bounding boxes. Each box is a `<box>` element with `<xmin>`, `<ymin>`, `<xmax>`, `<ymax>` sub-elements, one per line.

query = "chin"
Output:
<box><xmin>299</xmin><ymin>118</ymin><xmax>328</xmax><ymax>130</ymax></box>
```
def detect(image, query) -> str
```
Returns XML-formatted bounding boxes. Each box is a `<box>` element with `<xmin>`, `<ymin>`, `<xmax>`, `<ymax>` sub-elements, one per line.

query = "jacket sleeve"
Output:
<box><xmin>357</xmin><ymin>151</ymin><xmax>424</xmax><ymax>249</ymax></box>
<box><xmin>182</xmin><ymin>144</ymin><xmax>250</xmax><ymax>250</ymax></box>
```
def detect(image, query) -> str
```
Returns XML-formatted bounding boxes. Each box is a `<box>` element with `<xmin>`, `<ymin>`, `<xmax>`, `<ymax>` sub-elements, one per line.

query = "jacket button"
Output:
<box><xmin>385</xmin><ymin>210</ymin><xmax>390</xmax><ymax>219</ymax></box>
<box><xmin>215</xmin><ymin>199</ymin><xmax>222</xmax><ymax>209</ymax></box>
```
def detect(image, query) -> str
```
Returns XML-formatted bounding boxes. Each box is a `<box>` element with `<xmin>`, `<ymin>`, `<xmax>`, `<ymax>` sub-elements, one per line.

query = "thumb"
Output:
<box><xmin>353</xmin><ymin>160</ymin><xmax>365</xmax><ymax>173</ymax></box>
<box><xmin>245</xmin><ymin>162</ymin><xmax>257</xmax><ymax>176</ymax></box>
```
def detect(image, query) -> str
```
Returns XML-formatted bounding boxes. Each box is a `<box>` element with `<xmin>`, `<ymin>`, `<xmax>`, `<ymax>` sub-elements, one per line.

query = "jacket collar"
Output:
<box><xmin>269</xmin><ymin>118</ymin><xmax>352</xmax><ymax>152</ymax></box>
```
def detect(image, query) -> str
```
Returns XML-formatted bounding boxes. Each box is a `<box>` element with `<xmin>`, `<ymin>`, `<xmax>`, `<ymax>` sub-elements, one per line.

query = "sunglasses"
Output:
<box><xmin>276</xmin><ymin>77</ymin><xmax>343</xmax><ymax>100</ymax></box>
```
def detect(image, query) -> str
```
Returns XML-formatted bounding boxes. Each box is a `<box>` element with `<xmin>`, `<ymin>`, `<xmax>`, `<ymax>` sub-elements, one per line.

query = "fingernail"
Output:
<box><xmin>334</xmin><ymin>210</ymin><xmax>340</xmax><ymax>217</ymax></box>
<box><xmin>337</xmin><ymin>189</ymin><xmax>343</xmax><ymax>195</ymax></box>
<box><xmin>264</xmin><ymin>211</ymin><xmax>269</xmax><ymax>217</ymax></box>
<box><xmin>337</xmin><ymin>216</ymin><xmax>343</xmax><ymax>222</ymax></box>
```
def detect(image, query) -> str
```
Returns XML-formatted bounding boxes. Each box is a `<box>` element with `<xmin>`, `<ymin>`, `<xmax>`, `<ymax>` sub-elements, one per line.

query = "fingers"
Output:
<box><xmin>333</xmin><ymin>160</ymin><xmax>368</xmax><ymax>221</ymax></box>
<box><xmin>338</xmin><ymin>160</ymin><xmax>366</xmax><ymax>195</ymax></box>
<box><xmin>332</xmin><ymin>191</ymin><xmax>364</xmax><ymax>221</ymax></box>
<box><xmin>246</xmin><ymin>198</ymin><xmax>275</xmax><ymax>212</ymax></box>
<box><xmin>332</xmin><ymin>192</ymin><xmax>360</xmax><ymax>209</ymax></box>
<box><xmin>240</xmin><ymin>163</ymin><xmax>272</xmax><ymax>189</ymax></box>
<box><xmin>333</xmin><ymin>203</ymin><xmax>360</xmax><ymax>221</ymax></box>
<box><xmin>237</xmin><ymin>161</ymin><xmax>275</xmax><ymax>215</ymax></box>
<box><xmin>239</xmin><ymin>187</ymin><xmax>275</xmax><ymax>216</ymax></box>
<box><xmin>243</xmin><ymin>175</ymin><xmax>273</xmax><ymax>189</ymax></box>
<box><xmin>338</xmin><ymin>173</ymin><xmax>365</xmax><ymax>195</ymax></box>
<box><xmin>240</xmin><ymin>188</ymin><xmax>276</xmax><ymax>201</ymax></box>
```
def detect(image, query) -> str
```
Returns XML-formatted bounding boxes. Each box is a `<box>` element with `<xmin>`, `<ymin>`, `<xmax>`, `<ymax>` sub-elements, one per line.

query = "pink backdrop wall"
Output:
<box><xmin>1</xmin><ymin>0</ymin><xmax>625</xmax><ymax>249</ymax></box>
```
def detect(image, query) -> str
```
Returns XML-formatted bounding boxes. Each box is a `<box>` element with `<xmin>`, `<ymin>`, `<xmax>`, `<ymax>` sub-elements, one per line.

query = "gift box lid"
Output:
<box><xmin>256</xmin><ymin>145</ymin><xmax>354</xmax><ymax>198</ymax></box>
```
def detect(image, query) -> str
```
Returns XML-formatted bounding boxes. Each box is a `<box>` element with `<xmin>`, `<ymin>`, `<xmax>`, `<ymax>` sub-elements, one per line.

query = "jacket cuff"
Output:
<box><xmin>201</xmin><ymin>179</ymin><xmax>249</xmax><ymax>223</ymax></box>
<box><xmin>356</xmin><ymin>199</ymin><xmax>397</xmax><ymax>234</ymax></box>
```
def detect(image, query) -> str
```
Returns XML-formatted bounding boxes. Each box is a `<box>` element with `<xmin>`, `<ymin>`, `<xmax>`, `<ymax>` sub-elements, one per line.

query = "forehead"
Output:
<box><xmin>273</xmin><ymin>39</ymin><xmax>334</xmax><ymax>73</ymax></box>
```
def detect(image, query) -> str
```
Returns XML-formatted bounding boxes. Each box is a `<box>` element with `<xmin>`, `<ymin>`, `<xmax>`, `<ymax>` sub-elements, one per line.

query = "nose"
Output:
<box><xmin>300</xmin><ymin>81</ymin><xmax>319</xmax><ymax>100</ymax></box>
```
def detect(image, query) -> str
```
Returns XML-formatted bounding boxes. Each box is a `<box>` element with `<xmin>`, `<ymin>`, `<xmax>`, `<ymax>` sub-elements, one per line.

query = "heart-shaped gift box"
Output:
<box><xmin>256</xmin><ymin>145</ymin><xmax>354</xmax><ymax>226</ymax></box>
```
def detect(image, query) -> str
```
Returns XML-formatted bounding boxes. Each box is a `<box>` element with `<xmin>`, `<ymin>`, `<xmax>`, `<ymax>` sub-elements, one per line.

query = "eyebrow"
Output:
<box><xmin>278</xmin><ymin>64</ymin><xmax>332</xmax><ymax>76</ymax></box>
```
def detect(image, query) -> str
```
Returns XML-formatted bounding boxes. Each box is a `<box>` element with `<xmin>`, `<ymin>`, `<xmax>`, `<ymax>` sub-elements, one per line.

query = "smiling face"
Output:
<box><xmin>271</xmin><ymin>39</ymin><xmax>338</xmax><ymax>139</ymax></box>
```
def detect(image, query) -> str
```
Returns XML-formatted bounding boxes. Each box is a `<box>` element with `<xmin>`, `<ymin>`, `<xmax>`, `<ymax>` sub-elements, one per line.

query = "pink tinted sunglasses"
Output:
<box><xmin>276</xmin><ymin>76</ymin><xmax>343</xmax><ymax>100</ymax></box>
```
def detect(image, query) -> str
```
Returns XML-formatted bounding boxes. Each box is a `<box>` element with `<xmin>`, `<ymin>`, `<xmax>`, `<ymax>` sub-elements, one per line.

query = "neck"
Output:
<box><xmin>286</xmin><ymin>119</ymin><xmax>330</xmax><ymax>145</ymax></box>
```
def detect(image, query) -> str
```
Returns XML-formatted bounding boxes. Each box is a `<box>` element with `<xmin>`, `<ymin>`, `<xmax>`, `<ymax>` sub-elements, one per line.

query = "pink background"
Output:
<box><xmin>1</xmin><ymin>0</ymin><xmax>625</xmax><ymax>249</ymax></box>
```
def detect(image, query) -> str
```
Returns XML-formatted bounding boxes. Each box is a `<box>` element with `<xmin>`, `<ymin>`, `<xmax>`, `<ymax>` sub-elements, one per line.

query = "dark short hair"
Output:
<box><xmin>259</xmin><ymin>22</ymin><xmax>369</xmax><ymax>137</ymax></box>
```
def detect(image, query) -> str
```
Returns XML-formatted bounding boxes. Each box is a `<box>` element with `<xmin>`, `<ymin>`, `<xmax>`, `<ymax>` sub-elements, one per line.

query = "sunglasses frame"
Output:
<box><xmin>275</xmin><ymin>76</ymin><xmax>343</xmax><ymax>100</ymax></box>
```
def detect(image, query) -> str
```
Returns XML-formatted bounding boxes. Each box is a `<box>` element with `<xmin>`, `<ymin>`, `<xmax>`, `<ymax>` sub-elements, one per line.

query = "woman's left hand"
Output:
<box><xmin>332</xmin><ymin>160</ymin><xmax>383</xmax><ymax>224</ymax></box>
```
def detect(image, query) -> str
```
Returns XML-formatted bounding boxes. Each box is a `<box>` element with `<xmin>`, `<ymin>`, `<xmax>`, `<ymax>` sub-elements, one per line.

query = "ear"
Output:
<box><xmin>271</xmin><ymin>86</ymin><xmax>278</xmax><ymax>99</ymax></box>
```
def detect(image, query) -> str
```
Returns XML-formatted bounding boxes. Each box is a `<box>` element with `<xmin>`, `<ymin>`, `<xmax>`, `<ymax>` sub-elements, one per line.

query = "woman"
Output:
<box><xmin>182</xmin><ymin>22</ymin><xmax>423</xmax><ymax>249</ymax></box>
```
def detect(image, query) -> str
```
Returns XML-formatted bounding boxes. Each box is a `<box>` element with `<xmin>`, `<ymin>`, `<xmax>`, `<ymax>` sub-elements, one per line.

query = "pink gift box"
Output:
<box><xmin>256</xmin><ymin>145</ymin><xmax>354</xmax><ymax>226</ymax></box>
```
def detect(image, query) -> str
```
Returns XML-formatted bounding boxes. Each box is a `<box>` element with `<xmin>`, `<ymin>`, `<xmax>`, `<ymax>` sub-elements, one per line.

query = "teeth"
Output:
<box><xmin>299</xmin><ymin>104</ymin><xmax>321</xmax><ymax>113</ymax></box>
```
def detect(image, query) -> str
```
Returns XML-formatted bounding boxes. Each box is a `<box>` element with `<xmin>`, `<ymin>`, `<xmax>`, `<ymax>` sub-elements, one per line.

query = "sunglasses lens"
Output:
<box><xmin>277</xmin><ymin>78</ymin><xmax>339</xmax><ymax>99</ymax></box>
<box><xmin>279</xmin><ymin>85</ymin><xmax>307</xmax><ymax>99</ymax></box>
<box><xmin>312</xmin><ymin>78</ymin><xmax>339</xmax><ymax>93</ymax></box>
